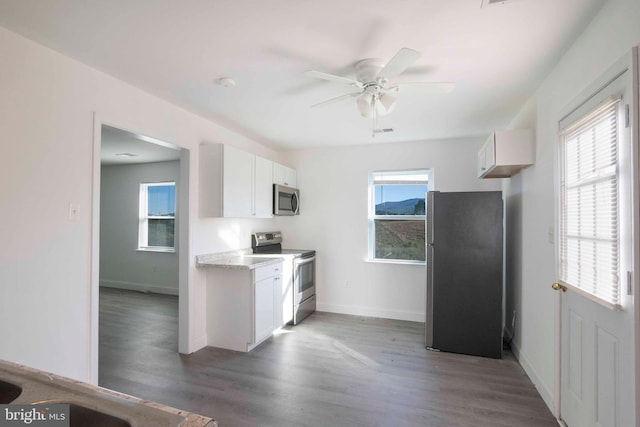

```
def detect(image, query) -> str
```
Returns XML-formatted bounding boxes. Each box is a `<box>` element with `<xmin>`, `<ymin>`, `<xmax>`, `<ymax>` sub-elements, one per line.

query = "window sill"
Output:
<box><xmin>365</xmin><ymin>258</ymin><xmax>425</xmax><ymax>266</ymax></box>
<box><xmin>137</xmin><ymin>247</ymin><xmax>176</xmax><ymax>254</ymax></box>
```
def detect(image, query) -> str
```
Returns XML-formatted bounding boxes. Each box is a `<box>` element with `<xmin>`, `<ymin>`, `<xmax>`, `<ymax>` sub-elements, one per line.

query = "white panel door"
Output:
<box><xmin>557</xmin><ymin>53</ymin><xmax>637</xmax><ymax>427</ymax></box>
<box><xmin>560</xmin><ymin>291</ymin><xmax>635</xmax><ymax>427</ymax></box>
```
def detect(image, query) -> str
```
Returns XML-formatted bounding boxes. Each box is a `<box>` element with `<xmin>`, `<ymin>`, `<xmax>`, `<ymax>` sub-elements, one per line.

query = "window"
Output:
<box><xmin>368</xmin><ymin>169</ymin><xmax>431</xmax><ymax>263</ymax></box>
<box><xmin>559</xmin><ymin>96</ymin><xmax>623</xmax><ymax>308</ymax></box>
<box><xmin>139</xmin><ymin>182</ymin><xmax>176</xmax><ymax>251</ymax></box>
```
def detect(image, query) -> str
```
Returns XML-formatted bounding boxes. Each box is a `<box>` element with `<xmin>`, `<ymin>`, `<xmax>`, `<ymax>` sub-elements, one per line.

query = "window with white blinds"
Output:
<box><xmin>559</xmin><ymin>97</ymin><xmax>621</xmax><ymax>308</ymax></box>
<box><xmin>368</xmin><ymin>169</ymin><xmax>431</xmax><ymax>263</ymax></box>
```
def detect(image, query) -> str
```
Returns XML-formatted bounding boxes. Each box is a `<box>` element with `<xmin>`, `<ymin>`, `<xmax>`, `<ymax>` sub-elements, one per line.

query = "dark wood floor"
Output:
<box><xmin>99</xmin><ymin>288</ymin><xmax>557</xmax><ymax>427</ymax></box>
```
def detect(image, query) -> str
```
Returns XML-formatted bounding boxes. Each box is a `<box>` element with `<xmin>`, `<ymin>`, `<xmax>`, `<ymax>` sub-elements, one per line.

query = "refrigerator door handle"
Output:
<box><xmin>426</xmin><ymin>191</ymin><xmax>435</xmax><ymax>245</ymax></box>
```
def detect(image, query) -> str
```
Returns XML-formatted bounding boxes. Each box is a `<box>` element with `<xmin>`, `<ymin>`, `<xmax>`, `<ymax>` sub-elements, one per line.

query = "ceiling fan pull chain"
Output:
<box><xmin>371</xmin><ymin>114</ymin><xmax>375</xmax><ymax>138</ymax></box>
<box><xmin>371</xmin><ymin>96</ymin><xmax>377</xmax><ymax>138</ymax></box>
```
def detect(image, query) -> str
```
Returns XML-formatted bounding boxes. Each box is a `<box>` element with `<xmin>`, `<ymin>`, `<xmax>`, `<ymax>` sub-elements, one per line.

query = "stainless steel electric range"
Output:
<box><xmin>251</xmin><ymin>231</ymin><xmax>316</xmax><ymax>325</ymax></box>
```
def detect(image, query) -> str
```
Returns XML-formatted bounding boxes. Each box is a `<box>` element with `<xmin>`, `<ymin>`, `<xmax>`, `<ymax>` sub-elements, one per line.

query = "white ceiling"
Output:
<box><xmin>101</xmin><ymin>125</ymin><xmax>181</xmax><ymax>165</ymax></box>
<box><xmin>0</xmin><ymin>0</ymin><xmax>606</xmax><ymax>151</ymax></box>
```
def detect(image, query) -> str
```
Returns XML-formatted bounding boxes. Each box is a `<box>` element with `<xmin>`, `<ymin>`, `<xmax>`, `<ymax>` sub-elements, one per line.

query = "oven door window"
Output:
<box><xmin>297</xmin><ymin>259</ymin><xmax>315</xmax><ymax>293</ymax></box>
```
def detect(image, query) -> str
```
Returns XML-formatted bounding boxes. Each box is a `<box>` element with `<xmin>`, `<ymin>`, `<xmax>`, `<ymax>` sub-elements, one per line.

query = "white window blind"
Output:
<box><xmin>559</xmin><ymin>97</ymin><xmax>621</xmax><ymax>308</ymax></box>
<box><xmin>372</xmin><ymin>170</ymin><xmax>431</xmax><ymax>184</ymax></box>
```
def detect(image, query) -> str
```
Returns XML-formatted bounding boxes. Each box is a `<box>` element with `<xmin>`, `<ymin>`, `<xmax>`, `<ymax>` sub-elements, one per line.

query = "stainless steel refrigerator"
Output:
<box><xmin>425</xmin><ymin>191</ymin><xmax>504</xmax><ymax>359</ymax></box>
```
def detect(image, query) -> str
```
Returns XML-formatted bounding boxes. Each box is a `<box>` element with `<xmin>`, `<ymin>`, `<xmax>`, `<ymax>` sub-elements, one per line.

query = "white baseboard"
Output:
<box><xmin>100</xmin><ymin>280</ymin><xmax>179</xmax><ymax>296</ymax></box>
<box><xmin>317</xmin><ymin>302</ymin><xmax>424</xmax><ymax>322</ymax></box>
<box><xmin>510</xmin><ymin>339</ymin><xmax>554</xmax><ymax>412</ymax></box>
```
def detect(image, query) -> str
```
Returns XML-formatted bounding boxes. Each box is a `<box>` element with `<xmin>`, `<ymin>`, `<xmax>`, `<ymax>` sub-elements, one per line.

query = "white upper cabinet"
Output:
<box><xmin>254</xmin><ymin>155</ymin><xmax>274</xmax><ymax>218</ymax></box>
<box><xmin>477</xmin><ymin>129</ymin><xmax>534</xmax><ymax>178</ymax></box>
<box><xmin>273</xmin><ymin>162</ymin><xmax>297</xmax><ymax>188</ymax></box>
<box><xmin>199</xmin><ymin>144</ymin><xmax>273</xmax><ymax>218</ymax></box>
<box><xmin>224</xmin><ymin>145</ymin><xmax>254</xmax><ymax>217</ymax></box>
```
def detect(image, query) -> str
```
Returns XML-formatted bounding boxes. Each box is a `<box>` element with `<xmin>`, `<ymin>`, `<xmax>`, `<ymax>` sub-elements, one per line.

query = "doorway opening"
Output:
<box><xmin>92</xmin><ymin>123</ymin><xmax>188</xmax><ymax>386</ymax></box>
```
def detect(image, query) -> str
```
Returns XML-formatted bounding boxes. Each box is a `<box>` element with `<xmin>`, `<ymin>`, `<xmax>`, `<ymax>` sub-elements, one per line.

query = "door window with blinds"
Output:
<box><xmin>368</xmin><ymin>169</ymin><xmax>432</xmax><ymax>263</ymax></box>
<box><xmin>558</xmin><ymin>87</ymin><xmax>628</xmax><ymax>309</ymax></box>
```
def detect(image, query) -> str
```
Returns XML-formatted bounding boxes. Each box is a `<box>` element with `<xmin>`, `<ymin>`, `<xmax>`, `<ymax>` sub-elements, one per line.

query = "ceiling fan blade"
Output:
<box><xmin>377</xmin><ymin>48</ymin><xmax>421</xmax><ymax>80</ymax></box>
<box><xmin>311</xmin><ymin>92</ymin><xmax>361</xmax><ymax>108</ymax></box>
<box><xmin>388</xmin><ymin>82</ymin><xmax>456</xmax><ymax>93</ymax></box>
<box><xmin>304</xmin><ymin>70</ymin><xmax>363</xmax><ymax>88</ymax></box>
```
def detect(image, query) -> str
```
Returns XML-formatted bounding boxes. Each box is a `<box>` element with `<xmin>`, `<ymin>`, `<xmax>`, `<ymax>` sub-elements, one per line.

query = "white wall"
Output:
<box><xmin>0</xmin><ymin>25</ymin><xmax>278</xmax><ymax>382</ymax></box>
<box><xmin>503</xmin><ymin>97</ymin><xmax>536</xmax><ymax>349</ymax></box>
<box><xmin>502</xmin><ymin>0</ymin><xmax>640</xmax><ymax>410</ymax></box>
<box><xmin>278</xmin><ymin>138</ymin><xmax>501</xmax><ymax>322</ymax></box>
<box><xmin>100</xmin><ymin>161</ymin><xmax>180</xmax><ymax>295</ymax></box>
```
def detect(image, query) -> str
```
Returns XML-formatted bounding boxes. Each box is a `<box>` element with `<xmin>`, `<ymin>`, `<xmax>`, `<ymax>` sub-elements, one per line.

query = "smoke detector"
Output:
<box><xmin>216</xmin><ymin>77</ymin><xmax>236</xmax><ymax>88</ymax></box>
<box><xmin>481</xmin><ymin>0</ymin><xmax>522</xmax><ymax>7</ymax></box>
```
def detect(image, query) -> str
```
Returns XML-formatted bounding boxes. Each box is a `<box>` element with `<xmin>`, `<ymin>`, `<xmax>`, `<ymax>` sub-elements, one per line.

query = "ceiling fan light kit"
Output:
<box><xmin>356</xmin><ymin>90</ymin><xmax>396</xmax><ymax>118</ymax></box>
<box><xmin>305</xmin><ymin>47</ymin><xmax>455</xmax><ymax>135</ymax></box>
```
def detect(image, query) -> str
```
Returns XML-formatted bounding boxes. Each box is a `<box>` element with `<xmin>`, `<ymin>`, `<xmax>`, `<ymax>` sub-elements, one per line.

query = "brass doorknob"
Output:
<box><xmin>552</xmin><ymin>282</ymin><xmax>567</xmax><ymax>292</ymax></box>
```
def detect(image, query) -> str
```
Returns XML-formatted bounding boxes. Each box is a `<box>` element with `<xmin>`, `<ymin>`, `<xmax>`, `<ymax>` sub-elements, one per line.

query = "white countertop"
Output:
<box><xmin>196</xmin><ymin>251</ymin><xmax>283</xmax><ymax>270</ymax></box>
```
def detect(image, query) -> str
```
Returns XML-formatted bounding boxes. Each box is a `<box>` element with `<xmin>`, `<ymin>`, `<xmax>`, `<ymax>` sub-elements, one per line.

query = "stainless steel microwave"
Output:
<box><xmin>273</xmin><ymin>184</ymin><xmax>300</xmax><ymax>216</ymax></box>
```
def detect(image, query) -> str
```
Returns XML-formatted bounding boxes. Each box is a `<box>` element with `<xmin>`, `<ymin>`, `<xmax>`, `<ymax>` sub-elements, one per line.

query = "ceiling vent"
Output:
<box><xmin>481</xmin><ymin>0</ymin><xmax>522</xmax><ymax>7</ymax></box>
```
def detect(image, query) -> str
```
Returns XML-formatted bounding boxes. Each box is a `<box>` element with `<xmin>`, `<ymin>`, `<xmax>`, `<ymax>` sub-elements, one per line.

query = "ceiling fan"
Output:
<box><xmin>305</xmin><ymin>47</ymin><xmax>455</xmax><ymax>135</ymax></box>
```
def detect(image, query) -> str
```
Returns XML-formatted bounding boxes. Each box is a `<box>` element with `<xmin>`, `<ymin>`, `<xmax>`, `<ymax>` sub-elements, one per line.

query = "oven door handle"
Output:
<box><xmin>294</xmin><ymin>256</ymin><xmax>315</xmax><ymax>266</ymax></box>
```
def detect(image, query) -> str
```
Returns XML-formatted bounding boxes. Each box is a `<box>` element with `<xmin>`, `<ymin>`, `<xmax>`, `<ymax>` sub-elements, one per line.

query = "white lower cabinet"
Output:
<box><xmin>254</xmin><ymin>275</ymin><xmax>277</xmax><ymax>344</ymax></box>
<box><xmin>206</xmin><ymin>262</ymin><xmax>282</xmax><ymax>352</ymax></box>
